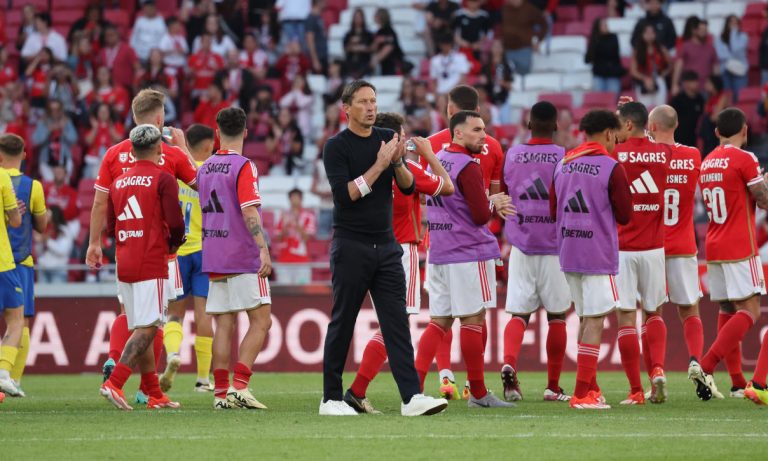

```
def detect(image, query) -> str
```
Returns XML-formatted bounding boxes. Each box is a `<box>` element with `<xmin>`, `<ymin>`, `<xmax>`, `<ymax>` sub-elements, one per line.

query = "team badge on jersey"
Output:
<box><xmin>119</xmin><ymin>152</ymin><xmax>128</xmax><ymax>163</ymax></box>
<box><xmin>618</xmin><ymin>152</ymin><xmax>628</xmax><ymax>162</ymax></box>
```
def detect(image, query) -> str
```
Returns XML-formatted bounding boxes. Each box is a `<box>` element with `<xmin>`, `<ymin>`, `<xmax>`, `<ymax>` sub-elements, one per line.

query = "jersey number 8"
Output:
<box><xmin>702</xmin><ymin>187</ymin><xmax>727</xmax><ymax>224</ymax></box>
<box><xmin>664</xmin><ymin>189</ymin><xmax>679</xmax><ymax>225</ymax></box>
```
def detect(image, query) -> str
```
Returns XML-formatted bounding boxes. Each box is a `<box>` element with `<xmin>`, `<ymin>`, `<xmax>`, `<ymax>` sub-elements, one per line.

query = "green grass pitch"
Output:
<box><xmin>1</xmin><ymin>372</ymin><xmax>766</xmax><ymax>460</ymax></box>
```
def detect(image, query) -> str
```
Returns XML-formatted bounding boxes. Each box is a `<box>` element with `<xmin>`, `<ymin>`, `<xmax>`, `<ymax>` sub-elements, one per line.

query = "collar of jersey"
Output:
<box><xmin>215</xmin><ymin>149</ymin><xmax>239</xmax><ymax>155</ymax></box>
<box><xmin>526</xmin><ymin>137</ymin><xmax>554</xmax><ymax>145</ymax></box>
<box><xmin>564</xmin><ymin>142</ymin><xmax>608</xmax><ymax>162</ymax></box>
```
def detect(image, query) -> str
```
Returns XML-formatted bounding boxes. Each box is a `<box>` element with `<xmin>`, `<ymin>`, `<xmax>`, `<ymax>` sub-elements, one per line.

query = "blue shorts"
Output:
<box><xmin>177</xmin><ymin>251</ymin><xmax>209</xmax><ymax>299</ymax></box>
<box><xmin>0</xmin><ymin>269</ymin><xmax>24</xmax><ymax>311</ymax></box>
<box><xmin>15</xmin><ymin>265</ymin><xmax>35</xmax><ymax>317</ymax></box>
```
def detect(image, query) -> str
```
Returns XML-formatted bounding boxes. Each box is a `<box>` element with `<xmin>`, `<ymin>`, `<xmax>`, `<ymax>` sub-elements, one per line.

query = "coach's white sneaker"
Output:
<box><xmin>0</xmin><ymin>371</ymin><xmax>21</xmax><ymax>397</ymax></box>
<box><xmin>402</xmin><ymin>394</ymin><xmax>448</xmax><ymax>416</ymax></box>
<box><xmin>159</xmin><ymin>353</ymin><xmax>181</xmax><ymax>392</ymax></box>
<box><xmin>227</xmin><ymin>386</ymin><xmax>268</xmax><ymax>409</ymax></box>
<box><xmin>319</xmin><ymin>399</ymin><xmax>358</xmax><ymax>416</ymax></box>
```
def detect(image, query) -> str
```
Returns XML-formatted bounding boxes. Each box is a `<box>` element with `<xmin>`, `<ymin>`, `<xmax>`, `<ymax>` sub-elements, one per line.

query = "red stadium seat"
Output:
<box><xmin>243</xmin><ymin>141</ymin><xmax>271</xmax><ymax>162</ymax></box>
<box><xmin>321</xmin><ymin>9</ymin><xmax>339</xmax><ymax>29</ymax></box>
<box><xmin>551</xmin><ymin>22</ymin><xmax>567</xmax><ymax>36</ymax></box>
<box><xmin>311</xmin><ymin>267</ymin><xmax>332</xmax><ymax>282</ymax></box>
<box><xmin>563</xmin><ymin>21</ymin><xmax>591</xmax><ymax>37</ymax></box>
<box><xmin>307</xmin><ymin>239</ymin><xmax>330</xmax><ymax>261</ymax></box>
<box><xmin>583</xmin><ymin>5</ymin><xmax>607</xmax><ymax>26</ymax></box>
<box><xmin>739</xmin><ymin>86</ymin><xmax>763</xmax><ymax>105</ymax></box>
<box><xmin>12</xmin><ymin>0</ymin><xmax>48</xmax><ymax>9</ymax></box>
<box><xmin>742</xmin><ymin>17</ymin><xmax>763</xmax><ymax>37</ymax></box>
<box><xmin>537</xmin><ymin>92</ymin><xmax>573</xmax><ymax>111</ymax></box>
<box><xmin>261</xmin><ymin>209</ymin><xmax>275</xmax><ymax>230</ymax></box>
<box><xmin>53</xmin><ymin>10</ymin><xmax>83</xmax><ymax>28</ymax></box>
<box><xmin>493</xmin><ymin>124</ymin><xmax>518</xmax><ymax>147</ymax></box>
<box><xmin>556</xmin><ymin>6</ymin><xmax>580</xmax><ymax>23</ymax></box>
<box><xmin>104</xmin><ymin>9</ymin><xmax>130</xmax><ymax>30</ymax></box>
<box><xmin>572</xmin><ymin>106</ymin><xmax>590</xmax><ymax>124</ymax></box>
<box><xmin>326</xmin><ymin>0</ymin><xmax>348</xmax><ymax>11</ymax></box>
<box><xmin>745</xmin><ymin>3</ymin><xmax>766</xmax><ymax>20</ymax></box>
<box><xmin>253</xmin><ymin>159</ymin><xmax>271</xmax><ymax>176</ymax></box>
<box><xmin>582</xmin><ymin>91</ymin><xmax>617</xmax><ymax>109</ymax></box>
<box><xmin>5</xmin><ymin>10</ymin><xmax>22</xmax><ymax>27</ymax></box>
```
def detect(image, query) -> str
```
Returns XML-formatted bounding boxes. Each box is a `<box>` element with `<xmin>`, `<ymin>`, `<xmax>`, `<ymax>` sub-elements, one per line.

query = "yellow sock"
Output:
<box><xmin>194</xmin><ymin>336</ymin><xmax>213</xmax><ymax>381</ymax></box>
<box><xmin>0</xmin><ymin>345</ymin><xmax>19</xmax><ymax>372</ymax></box>
<box><xmin>10</xmin><ymin>327</ymin><xmax>30</xmax><ymax>382</ymax></box>
<box><xmin>163</xmin><ymin>321</ymin><xmax>184</xmax><ymax>355</ymax></box>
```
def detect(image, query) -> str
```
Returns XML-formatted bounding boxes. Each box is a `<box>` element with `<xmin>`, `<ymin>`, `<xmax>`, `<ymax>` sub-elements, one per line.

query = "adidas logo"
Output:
<box><xmin>629</xmin><ymin>171</ymin><xmax>659</xmax><ymax>194</ymax></box>
<box><xmin>117</xmin><ymin>196</ymin><xmax>144</xmax><ymax>221</ymax></box>
<box><xmin>563</xmin><ymin>190</ymin><xmax>589</xmax><ymax>213</ymax></box>
<box><xmin>202</xmin><ymin>189</ymin><xmax>224</xmax><ymax>213</ymax></box>
<box><xmin>519</xmin><ymin>177</ymin><xmax>550</xmax><ymax>201</ymax></box>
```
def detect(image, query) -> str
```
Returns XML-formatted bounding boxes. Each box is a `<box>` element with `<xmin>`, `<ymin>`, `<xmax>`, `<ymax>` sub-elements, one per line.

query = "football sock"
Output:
<box><xmin>213</xmin><ymin>368</ymin><xmax>229</xmax><ymax>398</ymax></box>
<box><xmin>435</xmin><ymin>327</ymin><xmax>452</xmax><ymax>372</ymax></box>
<box><xmin>618</xmin><ymin>326</ymin><xmax>643</xmax><ymax>394</ymax></box>
<box><xmin>460</xmin><ymin>324</ymin><xmax>487</xmax><ymax>399</ymax></box>
<box><xmin>163</xmin><ymin>321</ymin><xmax>183</xmax><ymax>355</ymax></box>
<box><xmin>108</xmin><ymin>314</ymin><xmax>130</xmax><ymax>362</ymax></box>
<box><xmin>232</xmin><ymin>362</ymin><xmax>252</xmax><ymax>390</ymax></box>
<box><xmin>645</xmin><ymin>315</ymin><xmax>667</xmax><ymax>370</ymax></box>
<box><xmin>415</xmin><ymin>322</ymin><xmax>446</xmax><ymax>390</ymax></box>
<box><xmin>10</xmin><ymin>327</ymin><xmax>30</xmax><ymax>382</ymax></box>
<box><xmin>482</xmin><ymin>319</ymin><xmax>488</xmax><ymax>348</ymax></box>
<box><xmin>0</xmin><ymin>345</ymin><xmax>18</xmax><ymax>372</ymax></box>
<box><xmin>109</xmin><ymin>363</ymin><xmax>132</xmax><ymax>390</ymax></box>
<box><xmin>590</xmin><ymin>375</ymin><xmax>601</xmax><ymax>393</ymax></box>
<box><xmin>640</xmin><ymin>326</ymin><xmax>652</xmax><ymax>375</ymax></box>
<box><xmin>502</xmin><ymin>316</ymin><xmax>526</xmax><ymax>369</ymax></box>
<box><xmin>153</xmin><ymin>329</ymin><xmax>164</xmax><ymax>371</ymax></box>
<box><xmin>682</xmin><ymin>316</ymin><xmax>704</xmax><ymax>360</ymax></box>
<box><xmin>546</xmin><ymin>319</ymin><xmax>567</xmax><ymax>390</ymax></box>
<box><xmin>717</xmin><ymin>311</ymin><xmax>747</xmax><ymax>388</ymax></box>
<box><xmin>141</xmin><ymin>372</ymin><xmax>163</xmax><ymax>399</ymax></box>
<box><xmin>194</xmin><ymin>336</ymin><xmax>213</xmax><ymax>381</ymax></box>
<box><xmin>752</xmin><ymin>329</ymin><xmax>768</xmax><ymax>388</ymax></box>
<box><xmin>702</xmin><ymin>311</ymin><xmax>755</xmax><ymax>374</ymax></box>
<box><xmin>574</xmin><ymin>343</ymin><xmax>599</xmax><ymax>399</ymax></box>
<box><xmin>350</xmin><ymin>333</ymin><xmax>387</xmax><ymax>398</ymax></box>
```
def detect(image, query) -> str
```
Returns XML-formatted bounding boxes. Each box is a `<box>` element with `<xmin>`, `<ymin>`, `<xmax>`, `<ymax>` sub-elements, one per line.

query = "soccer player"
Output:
<box><xmin>689</xmin><ymin>108</ymin><xmax>768</xmax><ymax>402</ymax></box>
<box><xmin>344</xmin><ymin>112</ymin><xmax>454</xmax><ymax>414</ymax></box>
<box><xmin>612</xmin><ymin>101</ymin><xmax>672</xmax><ymax>405</ymax></box>
<box><xmin>198</xmin><ymin>107</ymin><xmax>272</xmax><ymax>410</ymax></box>
<box><xmin>1</xmin><ymin>134</ymin><xmax>48</xmax><ymax>397</ymax></box>
<box><xmin>159</xmin><ymin>124</ymin><xmax>216</xmax><ymax>393</ymax></box>
<box><xmin>100</xmin><ymin>124</ymin><xmax>185</xmax><ymax>410</ymax></box>
<box><xmin>0</xmin><ymin>164</ymin><xmax>22</xmax><ymax>397</ymax></box>
<box><xmin>85</xmin><ymin>89</ymin><xmax>197</xmax><ymax>387</ymax></box>
<box><xmin>427</xmin><ymin>84</ymin><xmax>505</xmax><ymax>399</ymax></box>
<box><xmin>414</xmin><ymin>110</ymin><xmax>515</xmax><ymax>409</ymax></box>
<box><xmin>647</xmin><ymin>106</ymin><xmax>706</xmax><ymax>394</ymax></box>
<box><xmin>500</xmin><ymin>102</ymin><xmax>571</xmax><ymax>402</ymax></box>
<box><xmin>550</xmin><ymin>109</ymin><xmax>631</xmax><ymax>410</ymax></box>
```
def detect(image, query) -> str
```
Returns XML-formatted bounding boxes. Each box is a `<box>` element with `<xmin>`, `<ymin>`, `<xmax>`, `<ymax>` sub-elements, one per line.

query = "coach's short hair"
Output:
<box><xmin>579</xmin><ymin>110</ymin><xmax>620</xmax><ymax>136</ymax></box>
<box><xmin>448</xmin><ymin>85</ymin><xmax>479</xmax><ymax>111</ymax></box>
<box><xmin>341</xmin><ymin>80</ymin><xmax>376</xmax><ymax>105</ymax></box>
<box><xmin>185</xmin><ymin>124</ymin><xmax>215</xmax><ymax>148</ymax></box>
<box><xmin>132</xmin><ymin>88</ymin><xmax>165</xmax><ymax>121</ymax></box>
<box><xmin>216</xmin><ymin>107</ymin><xmax>247</xmax><ymax>138</ymax></box>
<box><xmin>374</xmin><ymin>112</ymin><xmax>405</xmax><ymax>133</ymax></box>
<box><xmin>716</xmin><ymin>108</ymin><xmax>747</xmax><ymax>138</ymax></box>
<box><xmin>529</xmin><ymin>101</ymin><xmax>558</xmax><ymax>133</ymax></box>
<box><xmin>449</xmin><ymin>110</ymin><xmax>482</xmax><ymax>135</ymax></box>
<box><xmin>0</xmin><ymin>133</ymin><xmax>25</xmax><ymax>157</ymax></box>
<box><xmin>618</xmin><ymin>101</ymin><xmax>648</xmax><ymax>129</ymax></box>
<box><xmin>129</xmin><ymin>124</ymin><xmax>162</xmax><ymax>158</ymax></box>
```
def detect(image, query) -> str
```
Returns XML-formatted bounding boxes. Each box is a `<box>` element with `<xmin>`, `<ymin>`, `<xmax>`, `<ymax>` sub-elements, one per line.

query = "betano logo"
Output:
<box><xmin>117</xmin><ymin>196</ymin><xmax>144</xmax><ymax>221</ymax></box>
<box><xmin>629</xmin><ymin>171</ymin><xmax>659</xmax><ymax>194</ymax></box>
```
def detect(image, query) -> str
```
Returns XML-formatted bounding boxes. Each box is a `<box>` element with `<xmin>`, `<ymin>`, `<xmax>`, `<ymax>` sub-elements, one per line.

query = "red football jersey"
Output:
<box><xmin>95</xmin><ymin>139</ymin><xmax>197</xmax><ymax>193</ymax></box>
<box><xmin>106</xmin><ymin>161</ymin><xmax>185</xmax><ymax>282</ymax></box>
<box><xmin>426</xmin><ymin>128</ymin><xmax>503</xmax><ymax>192</ymax></box>
<box><xmin>188</xmin><ymin>51</ymin><xmax>224</xmax><ymax>91</ymax></box>
<box><xmin>611</xmin><ymin>136</ymin><xmax>671</xmax><ymax>251</ymax></box>
<box><xmin>699</xmin><ymin>144</ymin><xmax>763</xmax><ymax>262</ymax></box>
<box><xmin>393</xmin><ymin>159</ymin><xmax>444</xmax><ymax>244</ymax></box>
<box><xmin>664</xmin><ymin>143</ymin><xmax>701</xmax><ymax>256</ymax></box>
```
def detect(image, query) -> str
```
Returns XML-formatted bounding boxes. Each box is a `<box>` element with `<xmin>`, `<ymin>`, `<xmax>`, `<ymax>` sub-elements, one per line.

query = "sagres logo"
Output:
<box><xmin>518</xmin><ymin>177</ymin><xmax>550</xmax><ymax>201</ymax></box>
<box><xmin>629</xmin><ymin>170</ymin><xmax>659</xmax><ymax>194</ymax></box>
<box><xmin>563</xmin><ymin>190</ymin><xmax>589</xmax><ymax>213</ymax></box>
<box><xmin>117</xmin><ymin>196</ymin><xmax>143</xmax><ymax>221</ymax></box>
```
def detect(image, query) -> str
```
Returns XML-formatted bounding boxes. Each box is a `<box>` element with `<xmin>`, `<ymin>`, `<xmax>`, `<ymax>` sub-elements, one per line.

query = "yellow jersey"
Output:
<box><xmin>0</xmin><ymin>169</ymin><xmax>19</xmax><ymax>272</ymax></box>
<box><xmin>177</xmin><ymin>160</ymin><xmax>203</xmax><ymax>256</ymax></box>
<box><xmin>5</xmin><ymin>168</ymin><xmax>46</xmax><ymax>267</ymax></box>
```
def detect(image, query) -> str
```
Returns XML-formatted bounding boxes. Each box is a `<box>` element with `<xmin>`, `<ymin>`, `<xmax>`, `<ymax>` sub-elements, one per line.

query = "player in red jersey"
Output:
<box><xmin>689</xmin><ymin>108</ymin><xmax>768</xmax><ymax>403</ymax></box>
<box><xmin>427</xmin><ymin>85</ymin><xmax>504</xmax><ymax>399</ymax></box>
<box><xmin>99</xmin><ymin>124</ymin><xmax>185</xmax><ymax>410</ymax></box>
<box><xmin>344</xmin><ymin>112</ymin><xmax>454</xmax><ymax>413</ymax></box>
<box><xmin>611</xmin><ymin>100</ymin><xmax>672</xmax><ymax>405</ymax></box>
<box><xmin>85</xmin><ymin>89</ymin><xmax>197</xmax><ymax>398</ymax></box>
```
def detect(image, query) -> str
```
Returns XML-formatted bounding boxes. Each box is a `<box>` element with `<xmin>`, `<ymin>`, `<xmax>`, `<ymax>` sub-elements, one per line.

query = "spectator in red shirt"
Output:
<box><xmin>67</xmin><ymin>33</ymin><xmax>97</xmax><ymax>89</ymax></box>
<box><xmin>135</xmin><ymin>48</ymin><xmax>179</xmax><ymax>99</ymax></box>
<box><xmin>194</xmin><ymin>83</ymin><xmax>230</xmax><ymax>130</ymax></box>
<box><xmin>83</xmin><ymin>103</ymin><xmax>124</xmax><ymax>179</ymax></box>
<box><xmin>274</xmin><ymin>40</ymin><xmax>310</xmax><ymax>96</ymax></box>
<box><xmin>274</xmin><ymin>188</ymin><xmax>317</xmax><ymax>284</ymax></box>
<box><xmin>239</xmin><ymin>33</ymin><xmax>269</xmax><ymax>80</ymax></box>
<box><xmin>68</xmin><ymin>5</ymin><xmax>109</xmax><ymax>49</ymax></box>
<box><xmin>43</xmin><ymin>164</ymin><xmax>79</xmax><ymax>223</ymax></box>
<box><xmin>97</xmin><ymin>24</ymin><xmax>139</xmax><ymax>92</ymax></box>
<box><xmin>188</xmin><ymin>34</ymin><xmax>225</xmax><ymax>100</ymax></box>
<box><xmin>0</xmin><ymin>45</ymin><xmax>18</xmax><ymax>87</ymax></box>
<box><xmin>87</xmin><ymin>66</ymin><xmax>131</xmax><ymax>118</ymax></box>
<box><xmin>24</xmin><ymin>47</ymin><xmax>53</xmax><ymax>110</ymax></box>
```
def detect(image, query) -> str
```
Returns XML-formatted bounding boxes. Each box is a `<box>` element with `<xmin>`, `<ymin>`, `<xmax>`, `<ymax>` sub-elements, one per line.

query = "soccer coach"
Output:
<box><xmin>319</xmin><ymin>80</ymin><xmax>448</xmax><ymax>416</ymax></box>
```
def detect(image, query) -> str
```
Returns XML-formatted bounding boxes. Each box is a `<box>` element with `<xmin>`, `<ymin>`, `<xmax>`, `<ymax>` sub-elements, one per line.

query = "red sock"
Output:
<box><xmin>108</xmin><ymin>314</ymin><xmax>130</xmax><ymax>361</ymax></box>
<box><xmin>590</xmin><ymin>375</ymin><xmax>601</xmax><ymax>393</ymax></box>
<box><xmin>645</xmin><ymin>315</ymin><xmax>667</xmax><ymax>370</ymax></box>
<box><xmin>350</xmin><ymin>333</ymin><xmax>387</xmax><ymax>397</ymax></box>
<box><xmin>574</xmin><ymin>343</ymin><xmax>599</xmax><ymax>399</ymax></box>
<box><xmin>618</xmin><ymin>326</ymin><xmax>643</xmax><ymax>394</ymax></box>
<box><xmin>213</xmin><ymin>368</ymin><xmax>230</xmax><ymax>398</ymax></box>
<box><xmin>640</xmin><ymin>326</ymin><xmax>652</xmax><ymax>376</ymax></box>
<box><xmin>435</xmin><ymin>327</ymin><xmax>452</xmax><ymax>371</ymax></box>
<box><xmin>683</xmin><ymin>316</ymin><xmax>704</xmax><ymax>360</ymax></box>
<box><xmin>108</xmin><ymin>363</ymin><xmax>132</xmax><ymax>390</ymax></box>
<box><xmin>502</xmin><ymin>317</ymin><xmax>526</xmax><ymax>368</ymax></box>
<box><xmin>717</xmin><ymin>311</ymin><xmax>747</xmax><ymax>388</ymax></box>
<box><xmin>752</xmin><ymin>329</ymin><xmax>768</xmax><ymax>388</ymax></box>
<box><xmin>460</xmin><ymin>324</ymin><xmax>487</xmax><ymax>399</ymax></box>
<box><xmin>141</xmin><ymin>372</ymin><xmax>163</xmax><ymax>399</ymax></box>
<box><xmin>232</xmin><ymin>362</ymin><xmax>252</xmax><ymax>390</ymax></box>
<box><xmin>702</xmin><ymin>311</ymin><xmax>755</xmax><ymax>374</ymax></box>
<box><xmin>546</xmin><ymin>319</ymin><xmax>566</xmax><ymax>390</ymax></box>
<box><xmin>415</xmin><ymin>322</ymin><xmax>446</xmax><ymax>390</ymax></box>
<box><xmin>153</xmin><ymin>329</ymin><xmax>163</xmax><ymax>372</ymax></box>
<box><xmin>482</xmin><ymin>319</ymin><xmax>488</xmax><ymax>348</ymax></box>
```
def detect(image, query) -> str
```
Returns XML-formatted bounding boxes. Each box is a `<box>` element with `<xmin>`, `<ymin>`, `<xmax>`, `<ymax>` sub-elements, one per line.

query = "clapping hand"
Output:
<box><xmin>489</xmin><ymin>193</ymin><xmax>516</xmax><ymax>220</ymax></box>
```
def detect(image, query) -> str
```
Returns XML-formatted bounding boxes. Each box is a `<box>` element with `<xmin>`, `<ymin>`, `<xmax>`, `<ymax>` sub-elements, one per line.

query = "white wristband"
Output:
<box><xmin>354</xmin><ymin>176</ymin><xmax>372</xmax><ymax>197</ymax></box>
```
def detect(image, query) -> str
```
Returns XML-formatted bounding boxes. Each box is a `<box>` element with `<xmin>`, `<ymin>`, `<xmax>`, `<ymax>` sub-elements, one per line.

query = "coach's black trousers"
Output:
<box><xmin>323</xmin><ymin>237</ymin><xmax>420</xmax><ymax>403</ymax></box>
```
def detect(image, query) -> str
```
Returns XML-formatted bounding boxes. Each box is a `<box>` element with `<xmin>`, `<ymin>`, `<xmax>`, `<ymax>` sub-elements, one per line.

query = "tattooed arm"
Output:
<box><xmin>749</xmin><ymin>178</ymin><xmax>768</xmax><ymax>210</ymax></box>
<box><xmin>242</xmin><ymin>205</ymin><xmax>272</xmax><ymax>277</ymax></box>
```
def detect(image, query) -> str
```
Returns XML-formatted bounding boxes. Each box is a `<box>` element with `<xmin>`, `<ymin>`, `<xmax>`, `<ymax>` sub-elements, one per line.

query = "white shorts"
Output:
<box><xmin>505</xmin><ymin>245</ymin><xmax>570</xmax><ymax>315</ymax></box>
<box><xmin>117</xmin><ymin>278</ymin><xmax>168</xmax><ymax>330</ymax></box>
<box><xmin>565</xmin><ymin>273</ymin><xmax>620</xmax><ymax>318</ymax></box>
<box><xmin>617</xmin><ymin>248</ymin><xmax>667</xmax><ymax>312</ymax></box>
<box><xmin>666</xmin><ymin>256</ymin><xmax>702</xmax><ymax>306</ymax></box>
<box><xmin>206</xmin><ymin>273</ymin><xmax>272</xmax><ymax>314</ymax></box>
<box><xmin>707</xmin><ymin>256</ymin><xmax>767</xmax><ymax>302</ymax></box>
<box><xmin>402</xmin><ymin>243</ymin><xmax>421</xmax><ymax>314</ymax></box>
<box><xmin>427</xmin><ymin>259</ymin><xmax>496</xmax><ymax>318</ymax></box>
<box><xmin>166</xmin><ymin>258</ymin><xmax>184</xmax><ymax>301</ymax></box>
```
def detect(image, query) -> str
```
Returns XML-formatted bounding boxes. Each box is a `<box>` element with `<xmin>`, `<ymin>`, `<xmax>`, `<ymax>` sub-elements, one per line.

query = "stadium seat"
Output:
<box><xmin>368</xmin><ymin>76</ymin><xmax>403</xmax><ymax>94</ymax></box>
<box><xmin>327</xmin><ymin>0</ymin><xmax>348</xmax><ymax>11</ymax></box>
<box><xmin>668</xmin><ymin>2</ymin><xmax>705</xmax><ymax>20</ymax></box>
<box><xmin>5</xmin><ymin>10</ymin><xmax>22</xmax><ymax>27</ymax></box>
<box><xmin>307</xmin><ymin>239</ymin><xmax>330</xmax><ymax>261</ymax></box>
<box><xmin>537</xmin><ymin>92</ymin><xmax>573</xmax><ymax>111</ymax></box>
<box><xmin>561</xmin><ymin>71</ymin><xmax>593</xmax><ymax>91</ymax></box>
<box><xmin>624</xmin><ymin>4</ymin><xmax>646</xmax><ymax>19</ymax></box>
<box><xmin>507</xmin><ymin>90</ymin><xmax>539</xmax><ymax>110</ymax></box>
<box><xmin>243</xmin><ymin>142</ymin><xmax>272</xmax><ymax>163</ymax></box>
<box><xmin>739</xmin><ymin>86</ymin><xmax>763</xmax><ymax>105</ymax></box>
<box><xmin>572</xmin><ymin>106</ymin><xmax>591</xmax><ymax>124</ymax></box>
<box><xmin>53</xmin><ymin>10</ymin><xmax>81</xmax><ymax>29</ymax></box>
<box><xmin>328</xmin><ymin>23</ymin><xmax>345</xmax><ymax>41</ymax></box>
<box><xmin>563</xmin><ymin>21</ymin><xmax>591</xmax><ymax>36</ymax></box>
<box><xmin>104</xmin><ymin>9</ymin><xmax>130</xmax><ymax>30</ymax></box>
<box><xmin>12</xmin><ymin>0</ymin><xmax>47</xmax><ymax>9</ymax></box>
<box><xmin>307</xmin><ymin>74</ymin><xmax>327</xmax><ymax>94</ymax></box>
<box><xmin>549</xmin><ymin>35</ymin><xmax>588</xmax><ymax>55</ymax></box>
<box><xmin>583</xmin><ymin>5</ymin><xmax>607</xmax><ymax>25</ymax></box>
<box><xmin>742</xmin><ymin>17</ymin><xmax>764</xmax><ymax>37</ymax></box>
<box><xmin>607</xmin><ymin>17</ymin><xmax>636</xmax><ymax>35</ymax></box>
<box><xmin>524</xmin><ymin>73</ymin><xmax>562</xmax><ymax>92</ymax></box>
<box><xmin>707</xmin><ymin>2</ymin><xmax>746</xmax><ymax>20</ymax></box>
<box><xmin>617</xmin><ymin>33</ymin><xmax>632</xmax><ymax>57</ymax></box>
<box><xmin>59</xmin><ymin>0</ymin><xmax>91</xmax><ymax>9</ymax></box>
<box><xmin>555</xmin><ymin>5</ymin><xmax>580</xmax><ymax>23</ymax></box>
<box><xmin>261</xmin><ymin>209</ymin><xmax>275</xmax><ymax>230</ymax></box>
<box><xmin>745</xmin><ymin>3</ymin><xmax>766</xmax><ymax>20</ymax></box>
<box><xmin>708</xmin><ymin>18</ymin><xmax>726</xmax><ymax>38</ymax></box>
<box><xmin>311</xmin><ymin>267</ymin><xmax>332</xmax><ymax>282</ymax></box>
<box><xmin>493</xmin><ymin>124</ymin><xmax>518</xmax><ymax>147</ymax></box>
<box><xmin>321</xmin><ymin>9</ymin><xmax>340</xmax><ymax>29</ymax></box>
<box><xmin>582</xmin><ymin>91</ymin><xmax>618</xmax><ymax>109</ymax></box>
